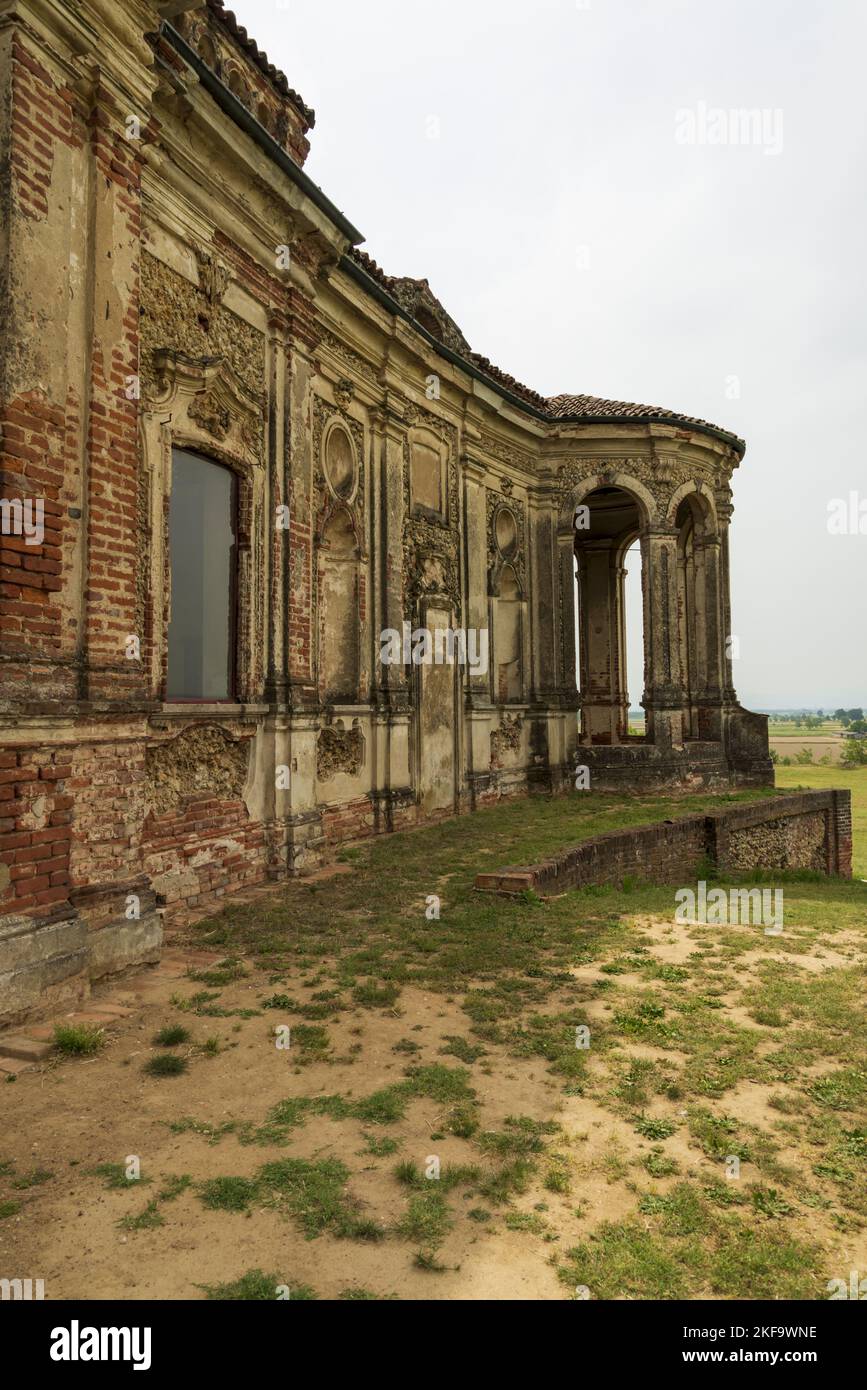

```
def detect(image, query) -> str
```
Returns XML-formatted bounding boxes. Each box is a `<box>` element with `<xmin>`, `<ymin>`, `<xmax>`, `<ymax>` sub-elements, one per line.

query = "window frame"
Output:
<box><xmin>165</xmin><ymin>447</ymin><xmax>240</xmax><ymax>705</ymax></box>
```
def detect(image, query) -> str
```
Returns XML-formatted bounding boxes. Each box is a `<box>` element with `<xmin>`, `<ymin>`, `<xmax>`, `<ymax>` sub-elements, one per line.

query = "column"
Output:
<box><xmin>640</xmin><ymin>524</ymin><xmax>684</xmax><ymax>749</ymax></box>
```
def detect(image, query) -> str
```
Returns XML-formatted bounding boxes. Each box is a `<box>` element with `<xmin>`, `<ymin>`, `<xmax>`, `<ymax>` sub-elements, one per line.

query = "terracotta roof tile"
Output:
<box><xmin>346</xmin><ymin>257</ymin><xmax>742</xmax><ymax>446</ymax></box>
<box><xmin>207</xmin><ymin>0</ymin><xmax>315</xmax><ymax>128</ymax></box>
<box><xmin>349</xmin><ymin>246</ymin><xmax>393</xmax><ymax>291</ymax></box>
<box><xmin>547</xmin><ymin>392</ymin><xmax>732</xmax><ymax>433</ymax></box>
<box><xmin>468</xmin><ymin>355</ymin><xmax>550</xmax><ymax>411</ymax></box>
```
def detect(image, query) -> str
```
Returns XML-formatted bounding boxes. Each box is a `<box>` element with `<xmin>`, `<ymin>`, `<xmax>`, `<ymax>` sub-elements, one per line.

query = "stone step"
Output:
<box><xmin>0</xmin><ymin>1034</ymin><xmax>53</xmax><ymax>1062</ymax></box>
<box><xmin>25</xmin><ymin>1024</ymin><xmax>55</xmax><ymax>1041</ymax></box>
<box><xmin>0</xmin><ymin>1056</ymin><xmax>37</xmax><ymax>1075</ymax></box>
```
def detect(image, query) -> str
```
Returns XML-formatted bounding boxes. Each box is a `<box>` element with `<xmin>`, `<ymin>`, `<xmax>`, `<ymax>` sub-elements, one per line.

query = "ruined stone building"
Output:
<box><xmin>0</xmin><ymin>0</ymin><xmax>772</xmax><ymax>1023</ymax></box>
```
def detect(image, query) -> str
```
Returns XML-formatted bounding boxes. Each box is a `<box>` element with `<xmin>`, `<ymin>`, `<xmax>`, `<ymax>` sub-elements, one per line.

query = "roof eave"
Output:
<box><xmin>341</xmin><ymin>256</ymin><xmax>746</xmax><ymax>458</ymax></box>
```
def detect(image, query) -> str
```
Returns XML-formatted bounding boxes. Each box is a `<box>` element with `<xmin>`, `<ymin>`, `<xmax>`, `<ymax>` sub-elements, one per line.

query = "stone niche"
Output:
<box><xmin>145</xmin><ymin>724</ymin><xmax>252</xmax><ymax>817</ymax></box>
<box><xmin>409</xmin><ymin>430</ymin><xmax>447</xmax><ymax>520</ymax></box>
<box><xmin>488</xmin><ymin>496</ymin><xmax>526</xmax><ymax>704</ymax></box>
<box><xmin>493</xmin><ymin>566</ymin><xmax>523</xmax><ymax>703</ymax></box>
<box><xmin>317</xmin><ymin>508</ymin><xmax>360</xmax><ymax>704</ymax></box>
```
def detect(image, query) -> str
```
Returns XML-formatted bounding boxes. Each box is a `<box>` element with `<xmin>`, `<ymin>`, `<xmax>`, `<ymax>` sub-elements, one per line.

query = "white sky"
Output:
<box><xmin>242</xmin><ymin>0</ymin><xmax>866</xmax><ymax>709</ymax></box>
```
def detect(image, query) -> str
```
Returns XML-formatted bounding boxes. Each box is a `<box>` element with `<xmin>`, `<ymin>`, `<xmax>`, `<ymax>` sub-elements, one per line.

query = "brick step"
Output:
<box><xmin>0</xmin><ymin>1034</ymin><xmax>53</xmax><ymax>1062</ymax></box>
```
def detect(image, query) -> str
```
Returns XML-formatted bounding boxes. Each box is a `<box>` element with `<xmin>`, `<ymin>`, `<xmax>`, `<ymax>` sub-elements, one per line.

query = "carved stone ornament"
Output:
<box><xmin>146</xmin><ymin>350</ymin><xmax>264</xmax><ymax>463</ymax></box>
<box><xmin>188</xmin><ymin>390</ymin><xmax>231</xmax><ymax>440</ymax></box>
<box><xmin>334</xmin><ymin>377</ymin><xmax>355</xmax><ymax>409</ymax></box>
<box><xmin>195</xmin><ymin>249</ymin><xmax>232</xmax><ymax>321</ymax></box>
<box><xmin>145</xmin><ymin>725</ymin><xmax>251</xmax><ymax>817</ymax></box>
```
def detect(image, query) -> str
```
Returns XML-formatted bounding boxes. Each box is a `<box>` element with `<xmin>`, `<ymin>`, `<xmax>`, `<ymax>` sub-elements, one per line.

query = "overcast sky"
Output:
<box><xmin>245</xmin><ymin>0</ymin><xmax>865</xmax><ymax>709</ymax></box>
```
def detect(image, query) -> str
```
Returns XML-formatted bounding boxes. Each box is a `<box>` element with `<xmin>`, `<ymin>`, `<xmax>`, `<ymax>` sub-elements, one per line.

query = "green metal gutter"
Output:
<box><xmin>160</xmin><ymin>22</ymin><xmax>363</xmax><ymax>245</ymax></box>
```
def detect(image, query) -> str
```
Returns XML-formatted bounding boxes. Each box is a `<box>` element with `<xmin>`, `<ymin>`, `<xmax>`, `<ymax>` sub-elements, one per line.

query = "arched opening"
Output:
<box><xmin>573</xmin><ymin>485</ymin><xmax>647</xmax><ymax>744</ymax></box>
<box><xmin>167</xmin><ymin>449</ymin><xmax>237</xmax><ymax>701</ymax></box>
<box><xmin>623</xmin><ymin>539</ymin><xmax>646</xmax><ymax>734</ymax></box>
<box><xmin>197</xmin><ymin>33</ymin><xmax>218</xmax><ymax>72</ymax></box>
<box><xmin>226</xmin><ymin>69</ymin><xmax>249</xmax><ymax>105</ymax></box>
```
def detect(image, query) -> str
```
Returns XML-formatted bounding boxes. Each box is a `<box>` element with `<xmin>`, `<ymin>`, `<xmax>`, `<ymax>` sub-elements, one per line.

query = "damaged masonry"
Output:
<box><xmin>0</xmin><ymin>0</ymin><xmax>773</xmax><ymax>1026</ymax></box>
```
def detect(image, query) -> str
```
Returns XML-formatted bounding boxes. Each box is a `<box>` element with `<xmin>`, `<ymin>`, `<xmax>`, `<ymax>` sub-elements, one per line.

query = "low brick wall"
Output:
<box><xmin>474</xmin><ymin>791</ymin><xmax>853</xmax><ymax>896</ymax></box>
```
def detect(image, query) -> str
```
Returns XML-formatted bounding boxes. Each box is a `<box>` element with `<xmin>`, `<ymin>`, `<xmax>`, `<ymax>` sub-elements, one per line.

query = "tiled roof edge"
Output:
<box><xmin>344</xmin><ymin>251</ymin><xmax>744</xmax><ymax>454</ymax></box>
<box><xmin>207</xmin><ymin>0</ymin><xmax>316</xmax><ymax>128</ymax></box>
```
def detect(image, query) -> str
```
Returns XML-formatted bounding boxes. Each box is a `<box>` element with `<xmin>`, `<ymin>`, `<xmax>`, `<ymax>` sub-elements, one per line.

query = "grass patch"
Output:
<box><xmin>143</xmin><ymin>1054</ymin><xmax>189</xmax><ymax>1078</ymax></box>
<box><xmin>117</xmin><ymin>1200</ymin><xmax>164</xmax><ymax>1232</ymax></box>
<box><xmin>89</xmin><ymin>1163</ymin><xmax>148</xmax><ymax>1190</ymax></box>
<box><xmin>200</xmin><ymin>1269</ymin><xmax>317</xmax><ymax>1300</ymax></box>
<box><xmin>152</xmin><ymin>1024</ymin><xmax>191</xmax><ymax>1047</ymax></box>
<box><xmin>53</xmin><ymin>1024</ymin><xmax>104</xmax><ymax>1056</ymax></box>
<box><xmin>10</xmin><ymin>1168</ymin><xmax>54</xmax><ymax>1189</ymax></box>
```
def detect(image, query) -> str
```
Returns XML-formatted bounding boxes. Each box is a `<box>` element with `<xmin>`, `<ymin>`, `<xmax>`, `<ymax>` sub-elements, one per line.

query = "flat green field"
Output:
<box><xmin>775</xmin><ymin>764</ymin><xmax>867</xmax><ymax>877</ymax></box>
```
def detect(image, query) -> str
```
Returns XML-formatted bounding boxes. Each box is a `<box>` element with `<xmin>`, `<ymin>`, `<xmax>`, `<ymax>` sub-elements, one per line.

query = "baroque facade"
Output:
<box><xmin>0</xmin><ymin>0</ymin><xmax>771</xmax><ymax>1024</ymax></box>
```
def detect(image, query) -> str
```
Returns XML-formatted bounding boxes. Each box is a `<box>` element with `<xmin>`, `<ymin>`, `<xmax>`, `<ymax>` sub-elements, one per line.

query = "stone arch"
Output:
<box><xmin>573</xmin><ymin>482</ymin><xmax>652</xmax><ymax>744</ymax></box>
<box><xmin>560</xmin><ymin>469</ymin><xmax>657</xmax><ymax>536</ymax></box>
<box><xmin>665</xmin><ymin>479</ymin><xmax>718</xmax><ymax>533</ymax></box>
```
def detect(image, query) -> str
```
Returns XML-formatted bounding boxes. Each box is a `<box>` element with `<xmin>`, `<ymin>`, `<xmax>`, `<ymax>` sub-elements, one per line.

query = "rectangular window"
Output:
<box><xmin>166</xmin><ymin>449</ymin><xmax>237</xmax><ymax>701</ymax></box>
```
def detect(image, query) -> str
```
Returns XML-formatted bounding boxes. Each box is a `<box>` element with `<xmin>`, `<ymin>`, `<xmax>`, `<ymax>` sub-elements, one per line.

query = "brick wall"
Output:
<box><xmin>143</xmin><ymin>795</ymin><xmax>266</xmax><ymax>912</ymax></box>
<box><xmin>0</xmin><ymin>746</ymin><xmax>73</xmax><ymax>918</ymax></box>
<box><xmin>475</xmin><ymin>791</ymin><xmax>853</xmax><ymax>895</ymax></box>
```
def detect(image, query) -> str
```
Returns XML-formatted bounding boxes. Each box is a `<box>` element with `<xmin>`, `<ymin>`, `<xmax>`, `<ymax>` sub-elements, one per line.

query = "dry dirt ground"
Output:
<box><xmin>1</xmin><ymin>794</ymin><xmax>866</xmax><ymax>1302</ymax></box>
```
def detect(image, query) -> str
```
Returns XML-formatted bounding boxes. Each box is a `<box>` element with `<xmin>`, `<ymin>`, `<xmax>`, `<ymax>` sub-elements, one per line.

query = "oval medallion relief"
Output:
<box><xmin>324</xmin><ymin>424</ymin><xmax>356</xmax><ymax>500</ymax></box>
<box><xmin>495</xmin><ymin>507</ymin><xmax>519</xmax><ymax>559</ymax></box>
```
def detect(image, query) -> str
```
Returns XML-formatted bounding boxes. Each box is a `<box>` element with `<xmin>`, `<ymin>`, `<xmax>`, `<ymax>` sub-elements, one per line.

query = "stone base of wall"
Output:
<box><xmin>0</xmin><ymin>904</ymin><xmax>163</xmax><ymax>1030</ymax></box>
<box><xmin>574</xmin><ymin>741</ymin><xmax>774</xmax><ymax>792</ymax></box>
<box><xmin>475</xmin><ymin>790</ymin><xmax>853</xmax><ymax>896</ymax></box>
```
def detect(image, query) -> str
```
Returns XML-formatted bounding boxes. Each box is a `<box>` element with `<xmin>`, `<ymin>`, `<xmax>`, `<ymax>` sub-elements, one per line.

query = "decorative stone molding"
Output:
<box><xmin>312</xmin><ymin>394</ymin><xmax>365</xmax><ymax>527</ymax></box>
<box><xmin>556</xmin><ymin>461</ymin><xmax>658</xmax><ymax>532</ymax></box>
<box><xmin>318</xmin><ymin>330</ymin><xmax>379</xmax><ymax>385</ymax></box>
<box><xmin>478</xmin><ymin>432</ymin><xmax>535</xmax><ymax>473</ymax></box>
<box><xmin>140</xmin><ymin>251</ymin><xmax>265</xmax><ymax>404</ymax></box>
<box><xmin>146</xmin><ymin>349</ymin><xmax>265</xmax><ymax>467</ymax></box>
<box><xmin>389</xmin><ymin>276</ymin><xmax>471</xmax><ymax>355</ymax></box>
<box><xmin>404</xmin><ymin>543</ymin><xmax>461</xmax><ymax>618</ymax></box>
<box><xmin>187</xmin><ymin>389</ymin><xmax>231</xmax><ymax>440</ymax></box>
<box><xmin>334</xmin><ymin>377</ymin><xmax>355</xmax><ymax>409</ymax></box>
<box><xmin>487</xmin><ymin>490</ymin><xmax>527</xmax><ymax>593</ymax></box>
